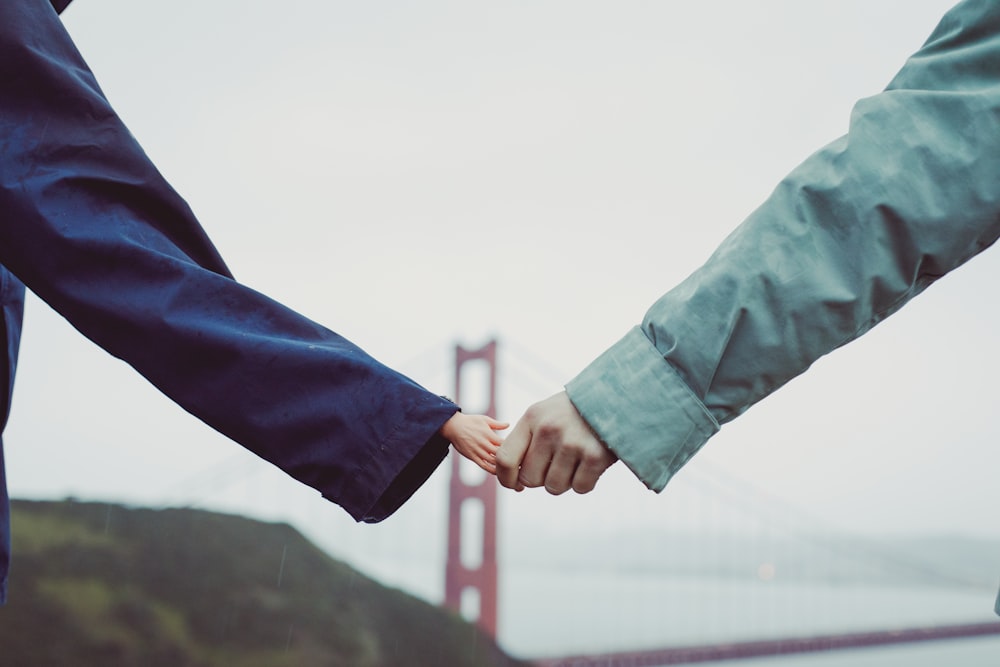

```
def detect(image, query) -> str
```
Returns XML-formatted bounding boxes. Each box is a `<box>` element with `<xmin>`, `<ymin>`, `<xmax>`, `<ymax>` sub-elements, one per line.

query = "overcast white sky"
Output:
<box><xmin>6</xmin><ymin>0</ymin><xmax>998</xmax><ymax>638</ymax></box>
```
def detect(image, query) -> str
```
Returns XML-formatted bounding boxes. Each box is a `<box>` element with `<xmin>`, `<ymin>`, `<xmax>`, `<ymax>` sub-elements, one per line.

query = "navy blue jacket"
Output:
<box><xmin>0</xmin><ymin>0</ymin><xmax>458</xmax><ymax>603</ymax></box>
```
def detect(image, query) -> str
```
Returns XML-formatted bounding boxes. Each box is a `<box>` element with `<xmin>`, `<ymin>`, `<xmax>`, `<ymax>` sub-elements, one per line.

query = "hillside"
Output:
<box><xmin>0</xmin><ymin>499</ymin><xmax>527</xmax><ymax>667</ymax></box>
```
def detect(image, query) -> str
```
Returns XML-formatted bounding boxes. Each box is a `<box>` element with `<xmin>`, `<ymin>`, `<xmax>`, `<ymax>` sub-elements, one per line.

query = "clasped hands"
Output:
<box><xmin>442</xmin><ymin>392</ymin><xmax>618</xmax><ymax>494</ymax></box>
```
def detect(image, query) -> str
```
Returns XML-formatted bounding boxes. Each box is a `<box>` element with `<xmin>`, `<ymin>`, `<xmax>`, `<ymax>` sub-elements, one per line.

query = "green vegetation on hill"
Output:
<box><xmin>0</xmin><ymin>499</ymin><xmax>527</xmax><ymax>667</ymax></box>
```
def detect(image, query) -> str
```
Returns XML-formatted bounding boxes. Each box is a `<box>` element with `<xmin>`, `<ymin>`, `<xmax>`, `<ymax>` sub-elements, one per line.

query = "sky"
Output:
<box><xmin>5</xmin><ymin>0</ymin><xmax>999</xmax><ymax>647</ymax></box>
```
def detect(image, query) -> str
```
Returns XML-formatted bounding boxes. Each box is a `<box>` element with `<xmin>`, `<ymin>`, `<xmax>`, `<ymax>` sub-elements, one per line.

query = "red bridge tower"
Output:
<box><xmin>444</xmin><ymin>340</ymin><xmax>499</xmax><ymax>636</ymax></box>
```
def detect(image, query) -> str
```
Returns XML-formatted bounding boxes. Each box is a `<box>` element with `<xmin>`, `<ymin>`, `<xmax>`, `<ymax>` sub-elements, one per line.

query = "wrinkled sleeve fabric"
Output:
<box><xmin>567</xmin><ymin>0</ymin><xmax>1000</xmax><ymax>492</ymax></box>
<box><xmin>0</xmin><ymin>0</ymin><xmax>457</xmax><ymax>529</ymax></box>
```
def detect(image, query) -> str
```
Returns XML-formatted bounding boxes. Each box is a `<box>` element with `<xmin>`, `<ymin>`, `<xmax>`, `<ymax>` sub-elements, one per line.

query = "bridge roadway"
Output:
<box><xmin>532</xmin><ymin>621</ymin><xmax>1000</xmax><ymax>667</ymax></box>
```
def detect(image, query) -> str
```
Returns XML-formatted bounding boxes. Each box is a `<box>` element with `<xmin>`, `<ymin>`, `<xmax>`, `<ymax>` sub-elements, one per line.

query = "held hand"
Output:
<box><xmin>440</xmin><ymin>413</ymin><xmax>509</xmax><ymax>474</ymax></box>
<box><xmin>496</xmin><ymin>391</ymin><xmax>617</xmax><ymax>495</ymax></box>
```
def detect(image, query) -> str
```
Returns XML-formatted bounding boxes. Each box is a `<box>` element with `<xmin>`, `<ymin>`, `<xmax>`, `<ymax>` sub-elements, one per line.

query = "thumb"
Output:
<box><xmin>495</xmin><ymin>418</ymin><xmax>530</xmax><ymax>491</ymax></box>
<box><xmin>486</xmin><ymin>417</ymin><xmax>510</xmax><ymax>431</ymax></box>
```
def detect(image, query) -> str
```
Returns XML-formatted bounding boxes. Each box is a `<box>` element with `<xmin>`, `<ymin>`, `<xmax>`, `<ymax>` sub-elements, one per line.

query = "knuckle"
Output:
<box><xmin>535</xmin><ymin>424</ymin><xmax>561</xmax><ymax>441</ymax></box>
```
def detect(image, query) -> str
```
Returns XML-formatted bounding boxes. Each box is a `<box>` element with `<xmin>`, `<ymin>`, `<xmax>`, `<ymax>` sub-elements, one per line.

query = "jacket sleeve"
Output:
<box><xmin>567</xmin><ymin>0</ymin><xmax>1000</xmax><ymax>492</ymax></box>
<box><xmin>0</xmin><ymin>0</ymin><xmax>457</xmax><ymax>523</ymax></box>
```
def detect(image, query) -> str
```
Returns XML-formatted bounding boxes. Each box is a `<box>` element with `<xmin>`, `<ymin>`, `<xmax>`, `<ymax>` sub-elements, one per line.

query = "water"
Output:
<box><xmin>497</xmin><ymin>569</ymin><xmax>1000</xmax><ymax>665</ymax></box>
<box><xmin>727</xmin><ymin>637</ymin><xmax>1000</xmax><ymax>667</ymax></box>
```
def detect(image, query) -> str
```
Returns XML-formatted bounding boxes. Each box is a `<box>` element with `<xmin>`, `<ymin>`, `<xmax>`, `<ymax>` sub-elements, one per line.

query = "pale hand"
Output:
<box><xmin>440</xmin><ymin>413</ymin><xmax>509</xmax><ymax>474</ymax></box>
<box><xmin>496</xmin><ymin>391</ymin><xmax>618</xmax><ymax>494</ymax></box>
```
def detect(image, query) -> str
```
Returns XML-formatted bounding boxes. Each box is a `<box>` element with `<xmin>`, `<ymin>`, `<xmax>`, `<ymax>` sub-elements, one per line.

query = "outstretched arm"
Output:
<box><xmin>0</xmin><ymin>1</ymin><xmax>457</xmax><ymax>524</ymax></box>
<box><xmin>498</xmin><ymin>0</ymin><xmax>1000</xmax><ymax>494</ymax></box>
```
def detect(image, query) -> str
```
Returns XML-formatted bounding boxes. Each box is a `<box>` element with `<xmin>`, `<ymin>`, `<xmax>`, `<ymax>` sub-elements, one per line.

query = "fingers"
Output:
<box><xmin>542</xmin><ymin>445</ymin><xmax>578</xmax><ymax>495</ymax></box>
<box><xmin>486</xmin><ymin>417</ymin><xmax>510</xmax><ymax>431</ymax></box>
<box><xmin>478</xmin><ymin>452</ymin><xmax>497</xmax><ymax>474</ymax></box>
<box><xmin>516</xmin><ymin>440</ymin><xmax>552</xmax><ymax>490</ymax></box>
<box><xmin>570</xmin><ymin>463</ymin><xmax>601</xmax><ymax>494</ymax></box>
<box><xmin>494</xmin><ymin>392</ymin><xmax>616</xmax><ymax>495</ymax></box>
<box><xmin>570</xmin><ymin>449</ymin><xmax>615</xmax><ymax>494</ymax></box>
<box><xmin>460</xmin><ymin>442</ymin><xmax>496</xmax><ymax>474</ymax></box>
<box><xmin>455</xmin><ymin>439</ymin><xmax>499</xmax><ymax>475</ymax></box>
<box><xmin>495</xmin><ymin>418</ymin><xmax>531</xmax><ymax>491</ymax></box>
<box><xmin>486</xmin><ymin>420</ymin><xmax>507</xmax><ymax>446</ymax></box>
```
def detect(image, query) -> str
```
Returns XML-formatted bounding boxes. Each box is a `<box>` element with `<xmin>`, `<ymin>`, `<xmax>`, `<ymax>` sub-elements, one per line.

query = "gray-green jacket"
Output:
<box><xmin>566</xmin><ymin>0</ymin><xmax>1000</xmax><ymax>614</ymax></box>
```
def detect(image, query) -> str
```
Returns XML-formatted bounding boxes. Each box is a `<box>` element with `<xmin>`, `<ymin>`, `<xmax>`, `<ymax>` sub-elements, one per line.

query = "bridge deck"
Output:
<box><xmin>533</xmin><ymin>621</ymin><xmax>1000</xmax><ymax>667</ymax></box>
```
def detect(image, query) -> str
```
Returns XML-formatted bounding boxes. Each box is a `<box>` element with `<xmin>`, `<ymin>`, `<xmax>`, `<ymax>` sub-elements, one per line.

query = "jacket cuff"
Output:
<box><xmin>359</xmin><ymin>431</ymin><xmax>451</xmax><ymax>523</ymax></box>
<box><xmin>565</xmin><ymin>326</ymin><xmax>719</xmax><ymax>491</ymax></box>
<box><xmin>322</xmin><ymin>393</ymin><xmax>458</xmax><ymax>524</ymax></box>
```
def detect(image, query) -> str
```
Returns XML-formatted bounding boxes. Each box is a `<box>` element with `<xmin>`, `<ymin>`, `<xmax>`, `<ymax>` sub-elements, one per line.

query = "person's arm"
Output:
<box><xmin>570</xmin><ymin>0</ymin><xmax>1000</xmax><ymax>491</ymax></box>
<box><xmin>0</xmin><ymin>0</ymin><xmax>455</xmax><ymax>524</ymax></box>
<box><xmin>499</xmin><ymin>0</ymin><xmax>1000</xmax><ymax>494</ymax></box>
